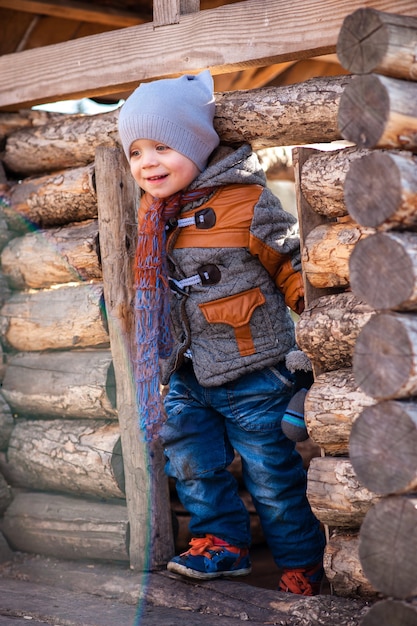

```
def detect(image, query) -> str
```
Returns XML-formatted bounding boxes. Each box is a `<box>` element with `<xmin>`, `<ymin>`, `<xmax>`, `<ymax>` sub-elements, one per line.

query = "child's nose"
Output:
<box><xmin>142</xmin><ymin>150</ymin><xmax>158</xmax><ymax>167</ymax></box>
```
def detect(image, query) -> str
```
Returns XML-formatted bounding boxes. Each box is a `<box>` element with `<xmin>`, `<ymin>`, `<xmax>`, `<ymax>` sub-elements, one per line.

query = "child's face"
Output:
<box><xmin>129</xmin><ymin>139</ymin><xmax>200</xmax><ymax>198</ymax></box>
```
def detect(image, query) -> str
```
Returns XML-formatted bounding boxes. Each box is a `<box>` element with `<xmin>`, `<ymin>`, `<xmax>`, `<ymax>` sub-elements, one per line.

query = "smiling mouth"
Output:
<box><xmin>147</xmin><ymin>174</ymin><xmax>168</xmax><ymax>181</ymax></box>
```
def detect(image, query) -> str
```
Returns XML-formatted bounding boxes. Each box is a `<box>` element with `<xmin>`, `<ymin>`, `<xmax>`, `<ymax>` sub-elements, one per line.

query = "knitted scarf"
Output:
<box><xmin>134</xmin><ymin>187</ymin><xmax>213</xmax><ymax>441</ymax></box>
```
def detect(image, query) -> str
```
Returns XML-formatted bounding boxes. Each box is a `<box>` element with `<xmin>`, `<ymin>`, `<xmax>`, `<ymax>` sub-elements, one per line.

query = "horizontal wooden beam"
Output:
<box><xmin>1</xmin><ymin>0</ymin><xmax>416</xmax><ymax>109</ymax></box>
<box><xmin>0</xmin><ymin>0</ymin><xmax>147</xmax><ymax>27</ymax></box>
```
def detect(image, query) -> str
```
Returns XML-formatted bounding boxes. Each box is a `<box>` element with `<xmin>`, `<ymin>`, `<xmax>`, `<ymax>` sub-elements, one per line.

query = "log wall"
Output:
<box><xmin>0</xmin><ymin>11</ymin><xmax>414</xmax><ymax>613</ymax></box>
<box><xmin>293</xmin><ymin>7</ymin><xmax>417</xmax><ymax>611</ymax></box>
<box><xmin>2</xmin><ymin>77</ymin><xmax>345</xmax><ymax>566</ymax></box>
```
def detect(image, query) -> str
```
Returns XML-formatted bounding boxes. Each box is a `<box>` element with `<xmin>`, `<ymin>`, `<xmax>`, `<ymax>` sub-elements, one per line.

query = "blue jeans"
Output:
<box><xmin>162</xmin><ymin>361</ymin><xmax>325</xmax><ymax>569</ymax></box>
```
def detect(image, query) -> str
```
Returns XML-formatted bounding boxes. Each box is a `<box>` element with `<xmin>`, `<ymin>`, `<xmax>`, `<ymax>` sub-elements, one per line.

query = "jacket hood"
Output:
<box><xmin>190</xmin><ymin>143</ymin><xmax>267</xmax><ymax>190</ymax></box>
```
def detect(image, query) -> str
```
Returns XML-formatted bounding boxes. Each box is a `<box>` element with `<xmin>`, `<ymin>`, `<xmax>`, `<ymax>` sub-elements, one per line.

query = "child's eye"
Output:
<box><xmin>156</xmin><ymin>144</ymin><xmax>170</xmax><ymax>152</ymax></box>
<box><xmin>130</xmin><ymin>149</ymin><xmax>141</xmax><ymax>158</ymax></box>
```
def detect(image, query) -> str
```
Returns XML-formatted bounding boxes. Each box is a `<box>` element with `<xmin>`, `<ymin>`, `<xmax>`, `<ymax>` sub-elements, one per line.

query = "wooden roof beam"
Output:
<box><xmin>0</xmin><ymin>0</ymin><xmax>147</xmax><ymax>27</ymax></box>
<box><xmin>1</xmin><ymin>0</ymin><xmax>417</xmax><ymax>110</ymax></box>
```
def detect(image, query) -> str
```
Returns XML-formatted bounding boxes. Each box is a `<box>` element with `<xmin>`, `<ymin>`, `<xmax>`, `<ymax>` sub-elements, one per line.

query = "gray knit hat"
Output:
<box><xmin>118</xmin><ymin>70</ymin><xmax>220</xmax><ymax>171</ymax></box>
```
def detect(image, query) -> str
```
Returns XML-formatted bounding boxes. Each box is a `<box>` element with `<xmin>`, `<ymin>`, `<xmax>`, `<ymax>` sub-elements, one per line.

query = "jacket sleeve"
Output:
<box><xmin>248</xmin><ymin>186</ymin><xmax>304</xmax><ymax>312</ymax></box>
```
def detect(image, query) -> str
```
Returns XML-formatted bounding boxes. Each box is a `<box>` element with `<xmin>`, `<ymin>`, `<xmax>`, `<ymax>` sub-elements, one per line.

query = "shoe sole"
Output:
<box><xmin>167</xmin><ymin>561</ymin><xmax>252</xmax><ymax>580</ymax></box>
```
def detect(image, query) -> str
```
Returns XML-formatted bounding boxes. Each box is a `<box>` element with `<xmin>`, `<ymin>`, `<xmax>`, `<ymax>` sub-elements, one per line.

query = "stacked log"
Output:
<box><xmin>1</xmin><ymin>66</ymin><xmax>406</xmax><ymax>591</ymax></box>
<box><xmin>294</xmin><ymin>144</ymin><xmax>379</xmax><ymax>598</ymax></box>
<box><xmin>3</xmin><ymin>81</ymin><xmax>346</xmax><ymax>564</ymax></box>
<box><xmin>332</xmin><ymin>7</ymin><xmax>417</xmax><ymax>620</ymax></box>
<box><xmin>0</xmin><ymin>108</ymin><xmax>129</xmax><ymax>563</ymax></box>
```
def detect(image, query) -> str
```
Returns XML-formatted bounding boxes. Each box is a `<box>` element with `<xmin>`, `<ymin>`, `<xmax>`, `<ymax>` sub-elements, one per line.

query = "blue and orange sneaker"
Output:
<box><xmin>279</xmin><ymin>562</ymin><xmax>324</xmax><ymax>595</ymax></box>
<box><xmin>167</xmin><ymin>534</ymin><xmax>252</xmax><ymax>580</ymax></box>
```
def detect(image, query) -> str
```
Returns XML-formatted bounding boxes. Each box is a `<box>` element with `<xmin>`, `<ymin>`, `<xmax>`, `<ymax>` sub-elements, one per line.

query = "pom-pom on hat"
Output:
<box><xmin>118</xmin><ymin>70</ymin><xmax>220</xmax><ymax>171</ymax></box>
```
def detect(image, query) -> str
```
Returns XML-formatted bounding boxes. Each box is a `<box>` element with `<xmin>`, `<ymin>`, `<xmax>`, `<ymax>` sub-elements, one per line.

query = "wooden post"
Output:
<box><xmin>293</xmin><ymin>147</ymin><xmax>334</xmax><ymax>308</ymax></box>
<box><xmin>95</xmin><ymin>146</ymin><xmax>174</xmax><ymax>570</ymax></box>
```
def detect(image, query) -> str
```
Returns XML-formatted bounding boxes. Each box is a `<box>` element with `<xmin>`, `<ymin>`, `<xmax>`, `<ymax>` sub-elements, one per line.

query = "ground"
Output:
<box><xmin>0</xmin><ymin>544</ymin><xmax>371</xmax><ymax>626</ymax></box>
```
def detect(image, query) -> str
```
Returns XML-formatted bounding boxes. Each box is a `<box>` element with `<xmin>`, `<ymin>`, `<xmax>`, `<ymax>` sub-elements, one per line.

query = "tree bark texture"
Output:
<box><xmin>359</xmin><ymin>495</ymin><xmax>417</xmax><ymax>598</ymax></box>
<box><xmin>296</xmin><ymin>292</ymin><xmax>375</xmax><ymax>373</ymax></box>
<box><xmin>3</xmin><ymin>164</ymin><xmax>97</xmax><ymax>231</ymax></box>
<box><xmin>2</xmin><ymin>491</ymin><xmax>129</xmax><ymax>562</ymax></box>
<box><xmin>324</xmin><ymin>531</ymin><xmax>377</xmax><ymax>598</ymax></box>
<box><xmin>1</xmin><ymin>219</ymin><xmax>101</xmax><ymax>290</ymax></box>
<box><xmin>0</xmin><ymin>283</ymin><xmax>109</xmax><ymax>351</ymax></box>
<box><xmin>0</xmin><ymin>109</ymin><xmax>64</xmax><ymax>142</ymax></box>
<box><xmin>344</xmin><ymin>149</ymin><xmax>417</xmax><ymax>230</ymax></box>
<box><xmin>300</xmin><ymin>146</ymin><xmax>369</xmax><ymax>219</ymax></box>
<box><xmin>3</xmin><ymin>110</ymin><xmax>120</xmax><ymax>176</ymax></box>
<box><xmin>305</xmin><ymin>368</ymin><xmax>375</xmax><ymax>456</ymax></box>
<box><xmin>1</xmin><ymin>350</ymin><xmax>117</xmax><ymax>420</ymax></box>
<box><xmin>338</xmin><ymin>73</ymin><xmax>417</xmax><ymax>151</ymax></box>
<box><xmin>0</xmin><ymin>392</ymin><xmax>14</xmax><ymax>451</ymax></box>
<box><xmin>349</xmin><ymin>231</ymin><xmax>417</xmax><ymax>311</ymax></box>
<box><xmin>294</xmin><ymin>147</ymin><xmax>337</xmax><ymax>309</ymax></box>
<box><xmin>337</xmin><ymin>8</ymin><xmax>417</xmax><ymax>79</ymax></box>
<box><xmin>215</xmin><ymin>76</ymin><xmax>352</xmax><ymax>150</ymax></box>
<box><xmin>4</xmin><ymin>419</ymin><xmax>124</xmax><ymax>499</ymax></box>
<box><xmin>307</xmin><ymin>456</ymin><xmax>380</xmax><ymax>528</ymax></box>
<box><xmin>353</xmin><ymin>311</ymin><xmax>417</xmax><ymax>399</ymax></box>
<box><xmin>2</xmin><ymin>76</ymin><xmax>351</xmax><ymax>176</ymax></box>
<box><xmin>361</xmin><ymin>599</ymin><xmax>417</xmax><ymax>626</ymax></box>
<box><xmin>302</xmin><ymin>218</ymin><xmax>373</xmax><ymax>289</ymax></box>
<box><xmin>349</xmin><ymin>399</ymin><xmax>417</xmax><ymax>496</ymax></box>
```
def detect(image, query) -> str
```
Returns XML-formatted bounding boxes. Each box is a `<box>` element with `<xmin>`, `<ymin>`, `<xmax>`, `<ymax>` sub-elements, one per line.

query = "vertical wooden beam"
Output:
<box><xmin>95</xmin><ymin>146</ymin><xmax>174</xmax><ymax>570</ymax></box>
<box><xmin>153</xmin><ymin>0</ymin><xmax>199</xmax><ymax>27</ymax></box>
<box><xmin>293</xmin><ymin>146</ymin><xmax>330</xmax><ymax>309</ymax></box>
<box><xmin>293</xmin><ymin>146</ymin><xmax>335</xmax><ymax>384</ymax></box>
<box><xmin>153</xmin><ymin>0</ymin><xmax>180</xmax><ymax>26</ymax></box>
<box><xmin>180</xmin><ymin>0</ymin><xmax>200</xmax><ymax>13</ymax></box>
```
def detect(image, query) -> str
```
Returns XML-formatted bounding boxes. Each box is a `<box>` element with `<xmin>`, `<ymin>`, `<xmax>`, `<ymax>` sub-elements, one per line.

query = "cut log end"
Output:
<box><xmin>336</xmin><ymin>8</ymin><xmax>388</xmax><ymax>74</ymax></box>
<box><xmin>349</xmin><ymin>233</ymin><xmax>414</xmax><ymax>310</ymax></box>
<box><xmin>353</xmin><ymin>313</ymin><xmax>413</xmax><ymax>399</ymax></box>
<box><xmin>350</xmin><ymin>400</ymin><xmax>417</xmax><ymax>495</ymax></box>
<box><xmin>344</xmin><ymin>152</ymin><xmax>401</xmax><ymax>227</ymax></box>
<box><xmin>338</xmin><ymin>75</ymin><xmax>389</xmax><ymax>148</ymax></box>
<box><xmin>361</xmin><ymin>599</ymin><xmax>417</xmax><ymax>626</ymax></box>
<box><xmin>359</xmin><ymin>496</ymin><xmax>417</xmax><ymax>598</ymax></box>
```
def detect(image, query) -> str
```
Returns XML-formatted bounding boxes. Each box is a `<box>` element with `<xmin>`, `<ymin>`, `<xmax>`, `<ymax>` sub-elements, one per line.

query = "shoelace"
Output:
<box><xmin>180</xmin><ymin>535</ymin><xmax>231</xmax><ymax>559</ymax></box>
<box><xmin>280</xmin><ymin>569</ymin><xmax>314</xmax><ymax>596</ymax></box>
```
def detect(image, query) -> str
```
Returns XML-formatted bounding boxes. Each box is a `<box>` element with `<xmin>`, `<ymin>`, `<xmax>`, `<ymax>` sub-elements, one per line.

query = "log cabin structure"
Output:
<box><xmin>1</xmin><ymin>3</ymin><xmax>417</xmax><ymax>625</ymax></box>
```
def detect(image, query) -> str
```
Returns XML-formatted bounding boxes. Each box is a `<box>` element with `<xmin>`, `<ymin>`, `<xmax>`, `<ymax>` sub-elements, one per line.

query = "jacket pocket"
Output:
<box><xmin>199</xmin><ymin>287</ymin><xmax>266</xmax><ymax>356</ymax></box>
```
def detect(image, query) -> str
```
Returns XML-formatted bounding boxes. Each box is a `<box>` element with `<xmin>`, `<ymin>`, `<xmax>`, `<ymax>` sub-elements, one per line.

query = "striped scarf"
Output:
<box><xmin>134</xmin><ymin>187</ymin><xmax>213</xmax><ymax>441</ymax></box>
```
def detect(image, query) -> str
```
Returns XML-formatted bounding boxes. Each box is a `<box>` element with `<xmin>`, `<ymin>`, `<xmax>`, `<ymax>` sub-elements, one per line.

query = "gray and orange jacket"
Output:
<box><xmin>139</xmin><ymin>143</ymin><xmax>303</xmax><ymax>388</ymax></box>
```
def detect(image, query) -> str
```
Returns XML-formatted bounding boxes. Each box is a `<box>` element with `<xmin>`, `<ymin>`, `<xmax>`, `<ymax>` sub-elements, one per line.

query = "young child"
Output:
<box><xmin>118</xmin><ymin>70</ymin><xmax>325</xmax><ymax>595</ymax></box>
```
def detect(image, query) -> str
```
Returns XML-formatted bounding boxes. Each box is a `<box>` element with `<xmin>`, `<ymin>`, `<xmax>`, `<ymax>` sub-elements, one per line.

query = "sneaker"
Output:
<box><xmin>279</xmin><ymin>562</ymin><xmax>324</xmax><ymax>596</ymax></box>
<box><xmin>167</xmin><ymin>534</ymin><xmax>252</xmax><ymax>580</ymax></box>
